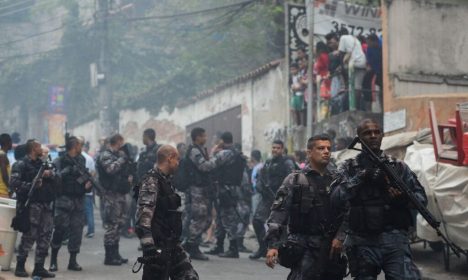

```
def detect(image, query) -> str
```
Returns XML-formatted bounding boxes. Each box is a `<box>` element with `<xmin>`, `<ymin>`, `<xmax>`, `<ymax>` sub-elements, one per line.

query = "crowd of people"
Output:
<box><xmin>289</xmin><ymin>29</ymin><xmax>383</xmax><ymax>125</ymax></box>
<box><xmin>0</xmin><ymin>119</ymin><xmax>428</xmax><ymax>280</ymax></box>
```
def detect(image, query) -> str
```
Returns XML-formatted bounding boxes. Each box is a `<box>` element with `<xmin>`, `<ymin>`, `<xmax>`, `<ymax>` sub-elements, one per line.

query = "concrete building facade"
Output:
<box><xmin>72</xmin><ymin>60</ymin><xmax>290</xmax><ymax>155</ymax></box>
<box><xmin>382</xmin><ymin>0</ymin><xmax>468</xmax><ymax>133</ymax></box>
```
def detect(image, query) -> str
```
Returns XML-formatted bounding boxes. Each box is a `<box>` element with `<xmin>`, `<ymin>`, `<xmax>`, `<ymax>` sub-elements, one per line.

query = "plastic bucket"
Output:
<box><xmin>0</xmin><ymin>201</ymin><xmax>17</xmax><ymax>271</ymax></box>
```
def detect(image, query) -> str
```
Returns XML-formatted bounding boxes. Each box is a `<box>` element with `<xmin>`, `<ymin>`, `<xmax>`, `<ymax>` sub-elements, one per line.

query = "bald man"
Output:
<box><xmin>135</xmin><ymin>145</ymin><xmax>199</xmax><ymax>280</ymax></box>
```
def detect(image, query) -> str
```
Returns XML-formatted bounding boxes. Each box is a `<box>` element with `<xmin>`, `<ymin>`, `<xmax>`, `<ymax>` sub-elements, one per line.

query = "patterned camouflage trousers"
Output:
<box><xmin>51</xmin><ymin>196</ymin><xmax>85</xmax><ymax>253</ymax></box>
<box><xmin>103</xmin><ymin>191</ymin><xmax>128</xmax><ymax>246</ymax></box>
<box><xmin>185</xmin><ymin>186</ymin><xmax>212</xmax><ymax>244</ymax></box>
<box><xmin>142</xmin><ymin>245</ymin><xmax>199</xmax><ymax>280</ymax></box>
<box><xmin>236</xmin><ymin>196</ymin><xmax>251</xmax><ymax>238</ymax></box>
<box><xmin>17</xmin><ymin>202</ymin><xmax>54</xmax><ymax>263</ymax></box>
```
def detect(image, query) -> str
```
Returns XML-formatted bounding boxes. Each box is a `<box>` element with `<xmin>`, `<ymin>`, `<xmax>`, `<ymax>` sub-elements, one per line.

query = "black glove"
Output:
<box><xmin>142</xmin><ymin>245</ymin><xmax>158</xmax><ymax>258</ymax></box>
<box><xmin>369</xmin><ymin>168</ymin><xmax>387</xmax><ymax>186</ymax></box>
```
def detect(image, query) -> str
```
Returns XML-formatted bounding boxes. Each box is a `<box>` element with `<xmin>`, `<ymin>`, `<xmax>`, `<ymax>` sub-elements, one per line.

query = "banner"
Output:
<box><xmin>48</xmin><ymin>85</ymin><xmax>66</xmax><ymax>114</ymax></box>
<box><xmin>313</xmin><ymin>0</ymin><xmax>381</xmax><ymax>37</ymax></box>
<box><xmin>286</xmin><ymin>1</ymin><xmax>381</xmax><ymax>63</ymax></box>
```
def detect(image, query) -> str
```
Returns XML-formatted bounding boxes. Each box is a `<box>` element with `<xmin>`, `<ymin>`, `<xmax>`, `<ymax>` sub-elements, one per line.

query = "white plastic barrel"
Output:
<box><xmin>0</xmin><ymin>198</ymin><xmax>18</xmax><ymax>271</ymax></box>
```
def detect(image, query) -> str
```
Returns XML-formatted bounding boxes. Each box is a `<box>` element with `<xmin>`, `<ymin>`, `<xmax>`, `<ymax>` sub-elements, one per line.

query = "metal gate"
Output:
<box><xmin>185</xmin><ymin>106</ymin><xmax>242</xmax><ymax>150</ymax></box>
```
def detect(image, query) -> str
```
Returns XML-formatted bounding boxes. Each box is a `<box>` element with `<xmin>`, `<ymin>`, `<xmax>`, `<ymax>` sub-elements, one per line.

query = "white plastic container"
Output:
<box><xmin>0</xmin><ymin>199</ymin><xmax>18</xmax><ymax>271</ymax></box>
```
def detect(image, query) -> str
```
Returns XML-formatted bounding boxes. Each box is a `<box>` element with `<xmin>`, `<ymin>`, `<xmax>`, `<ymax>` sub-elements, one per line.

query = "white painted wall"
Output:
<box><xmin>72</xmin><ymin>62</ymin><xmax>289</xmax><ymax>155</ymax></box>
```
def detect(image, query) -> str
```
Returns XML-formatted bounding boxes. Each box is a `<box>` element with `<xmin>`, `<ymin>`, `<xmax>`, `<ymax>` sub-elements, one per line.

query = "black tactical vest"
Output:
<box><xmin>347</xmin><ymin>154</ymin><xmax>413</xmax><ymax>234</ymax></box>
<box><xmin>148</xmin><ymin>170</ymin><xmax>183</xmax><ymax>244</ymax></box>
<box><xmin>186</xmin><ymin>144</ymin><xmax>211</xmax><ymax>187</ymax></box>
<box><xmin>217</xmin><ymin>148</ymin><xmax>245</xmax><ymax>186</ymax></box>
<box><xmin>263</xmin><ymin>156</ymin><xmax>290</xmax><ymax>193</ymax></box>
<box><xmin>18</xmin><ymin>157</ymin><xmax>56</xmax><ymax>203</ymax></box>
<box><xmin>289</xmin><ymin>171</ymin><xmax>334</xmax><ymax>235</ymax></box>
<box><xmin>58</xmin><ymin>154</ymin><xmax>87</xmax><ymax>197</ymax></box>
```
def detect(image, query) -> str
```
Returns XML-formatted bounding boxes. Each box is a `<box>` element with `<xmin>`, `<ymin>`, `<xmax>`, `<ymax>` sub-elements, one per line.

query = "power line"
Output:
<box><xmin>124</xmin><ymin>0</ymin><xmax>257</xmax><ymax>22</ymax></box>
<box><xmin>0</xmin><ymin>24</ymin><xmax>65</xmax><ymax>46</ymax></box>
<box><xmin>0</xmin><ymin>0</ymin><xmax>56</xmax><ymax>18</ymax></box>
<box><xmin>0</xmin><ymin>43</ymin><xmax>73</xmax><ymax>61</ymax></box>
<box><xmin>0</xmin><ymin>0</ymin><xmax>33</xmax><ymax>12</ymax></box>
<box><xmin>0</xmin><ymin>15</ymin><xmax>93</xmax><ymax>47</ymax></box>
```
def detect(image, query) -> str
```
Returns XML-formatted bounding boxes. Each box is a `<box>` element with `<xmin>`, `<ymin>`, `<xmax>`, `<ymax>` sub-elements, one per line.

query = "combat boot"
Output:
<box><xmin>185</xmin><ymin>242</ymin><xmax>209</xmax><ymax>261</ymax></box>
<box><xmin>14</xmin><ymin>257</ymin><xmax>29</xmax><ymax>277</ymax></box>
<box><xmin>32</xmin><ymin>262</ymin><xmax>55</xmax><ymax>278</ymax></box>
<box><xmin>116</xmin><ymin>243</ymin><xmax>128</xmax><ymax>264</ymax></box>
<box><xmin>204</xmin><ymin>238</ymin><xmax>224</xmax><ymax>255</ymax></box>
<box><xmin>49</xmin><ymin>247</ymin><xmax>59</xmax><ymax>272</ymax></box>
<box><xmin>249</xmin><ymin>244</ymin><xmax>267</xmax><ymax>259</ymax></box>
<box><xmin>104</xmin><ymin>245</ymin><xmax>122</xmax><ymax>266</ymax></box>
<box><xmin>67</xmin><ymin>252</ymin><xmax>83</xmax><ymax>271</ymax></box>
<box><xmin>238</xmin><ymin>237</ymin><xmax>252</xmax><ymax>253</ymax></box>
<box><xmin>218</xmin><ymin>240</ymin><xmax>239</xmax><ymax>258</ymax></box>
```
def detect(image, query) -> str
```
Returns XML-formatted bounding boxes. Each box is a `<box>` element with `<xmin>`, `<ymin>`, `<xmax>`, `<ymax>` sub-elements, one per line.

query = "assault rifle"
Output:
<box><xmin>348</xmin><ymin>137</ymin><xmax>467</xmax><ymax>257</ymax></box>
<box><xmin>69</xmin><ymin>156</ymin><xmax>104</xmax><ymax>195</ymax></box>
<box><xmin>25</xmin><ymin>157</ymin><xmax>50</xmax><ymax>207</ymax></box>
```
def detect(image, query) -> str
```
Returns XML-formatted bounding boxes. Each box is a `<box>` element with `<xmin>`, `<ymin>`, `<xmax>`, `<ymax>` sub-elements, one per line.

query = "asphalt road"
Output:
<box><xmin>2</xmin><ymin>215</ymin><xmax>468</xmax><ymax>280</ymax></box>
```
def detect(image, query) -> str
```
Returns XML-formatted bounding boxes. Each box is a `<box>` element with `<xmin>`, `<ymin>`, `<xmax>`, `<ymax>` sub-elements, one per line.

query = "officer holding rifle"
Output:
<box><xmin>49</xmin><ymin>136</ymin><xmax>93</xmax><ymax>272</ymax></box>
<box><xmin>11</xmin><ymin>140</ymin><xmax>59</xmax><ymax>278</ymax></box>
<box><xmin>331</xmin><ymin>119</ymin><xmax>427</xmax><ymax>279</ymax></box>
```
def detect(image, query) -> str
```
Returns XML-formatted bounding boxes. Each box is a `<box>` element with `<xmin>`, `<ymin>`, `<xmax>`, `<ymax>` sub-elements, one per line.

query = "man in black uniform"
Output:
<box><xmin>265</xmin><ymin>135</ymin><xmax>345</xmax><ymax>279</ymax></box>
<box><xmin>331</xmin><ymin>119</ymin><xmax>427</xmax><ymax>279</ymax></box>
<box><xmin>136</xmin><ymin>145</ymin><xmax>199</xmax><ymax>280</ymax></box>
<box><xmin>11</xmin><ymin>140</ymin><xmax>59</xmax><ymax>278</ymax></box>
<box><xmin>50</xmin><ymin>136</ymin><xmax>93</xmax><ymax>272</ymax></box>
<box><xmin>137</xmin><ymin>128</ymin><xmax>160</xmax><ymax>181</ymax></box>
<box><xmin>250</xmin><ymin>140</ymin><xmax>295</xmax><ymax>259</ymax></box>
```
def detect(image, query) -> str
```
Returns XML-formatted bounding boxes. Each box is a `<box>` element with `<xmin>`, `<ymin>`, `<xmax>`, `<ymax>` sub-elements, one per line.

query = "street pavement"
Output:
<box><xmin>1</xmin><ymin>213</ymin><xmax>468</xmax><ymax>280</ymax></box>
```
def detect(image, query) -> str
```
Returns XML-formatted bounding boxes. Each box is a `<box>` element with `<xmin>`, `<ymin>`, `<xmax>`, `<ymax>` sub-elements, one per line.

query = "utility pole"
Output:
<box><xmin>97</xmin><ymin>0</ymin><xmax>115</xmax><ymax>137</ymax></box>
<box><xmin>306</xmin><ymin>0</ymin><xmax>315</xmax><ymax>137</ymax></box>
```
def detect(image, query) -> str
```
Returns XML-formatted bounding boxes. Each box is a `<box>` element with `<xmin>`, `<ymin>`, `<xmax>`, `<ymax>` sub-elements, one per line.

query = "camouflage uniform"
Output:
<box><xmin>184</xmin><ymin>144</ymin><xmax>217</xmax><ymax>245</ymax></box>
<box><xmin>51</xmin><ymin>154</ymin><xmax>89</xmax><ymax>254</ymax></box>
<box><xmin>237</xmin><ymin>169</ymin><xmax>253</xmax><ymax>239</ymax></box>
<box><xmin>250</xmin><ymin>155</ymin><xmax>295</xmax><ymax>258</ymax></box>
<box><xmin>136</xmin><ymin>168</ymin><xmax>198</xmax><ymax>280</ymax></box>
<box><xmin>265</xmin><ymin>166</ymin><xmax>345</xmax><ymax>280</ymax></box>
<box><xmin>97</xmin><ymin>149</ymin><xmax>132</xmax><ymax>247</ymax></box>
<box><xmin>331</xmin><ymin>152</ymin><xmax>427</xmax><ymax>280</ymax></box>
<box><xmin>11</xmin><ymin>156</ymin><xmax>58</xmax><ymax>266</ymax></box>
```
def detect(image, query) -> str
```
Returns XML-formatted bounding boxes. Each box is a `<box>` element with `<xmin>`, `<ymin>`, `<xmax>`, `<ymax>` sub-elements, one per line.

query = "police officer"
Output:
<box><xmin>209</xmin><ymin>132</ymin><xmax>247</xmax><ymax>258</ymax></box>
<box><xmin>265</xmin><ymin>135</ymin><xmax>345</xmax><ymax>279</ymax></box>
<box><xmin>11</xmin><ymin>140</ymin><xmax>59</xmax><ymax>278</ymax></box>
<box><xmin>331</xmin><ymin>119</ymin><xmax>427</xmax><ymax>279</ymax></box>
<box><xmin>136</xmin><ymin>128</ymin><xmax>160</xmax><ymax>181</ymax></box>
<box><xmin>183</xmin><ymin>127</ymin><xmax>218</xmax><ymax>261</ymax></box>
<box><xmin>136</xmin><ymin>145</ymin><xmax>199</xmax><ymax>280</ymax></box>
<box><xmin>250</xmin><ymin>140</ymin><xmax>295</xmax><ymax>260</ymax></box>
<box><xmin>50</xmin><ymin>136</ymin><xmax>92</xmax><ymax>272</ymax></box>
<box><xmin>96</xmin><ymin>133</ymin><xmax>132</xmax><ymax>265</ymax></box>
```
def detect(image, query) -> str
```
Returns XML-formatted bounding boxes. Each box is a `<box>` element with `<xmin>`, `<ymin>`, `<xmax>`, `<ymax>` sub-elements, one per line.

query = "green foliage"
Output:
<box><xmin>0</xmin><ymin>0</ymin><xmax>285</xmax><ymax>125</ymax></box>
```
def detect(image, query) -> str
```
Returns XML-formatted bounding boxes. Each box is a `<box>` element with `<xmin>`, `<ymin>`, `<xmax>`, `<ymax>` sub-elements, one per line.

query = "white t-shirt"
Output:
<box><xmin>338</xmin><ymin>35</ymin><xmax>366</xmax><ymax>68</ymax></box>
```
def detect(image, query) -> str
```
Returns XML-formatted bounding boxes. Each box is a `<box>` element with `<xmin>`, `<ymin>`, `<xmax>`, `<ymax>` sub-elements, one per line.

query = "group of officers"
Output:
<box><xmin>6</xmin><ymin>118</ymin><xmax>428</xmax><ymax>280</ymax></box>
<box><xmin>134</xmin><ymin>118</ymin><xmax>427</xmax><ymax>280</ymax></box>
<box><xmin>7</xmin><ymin>130</ymin><xmax>161</xmax><ymax>278</ymax></box>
